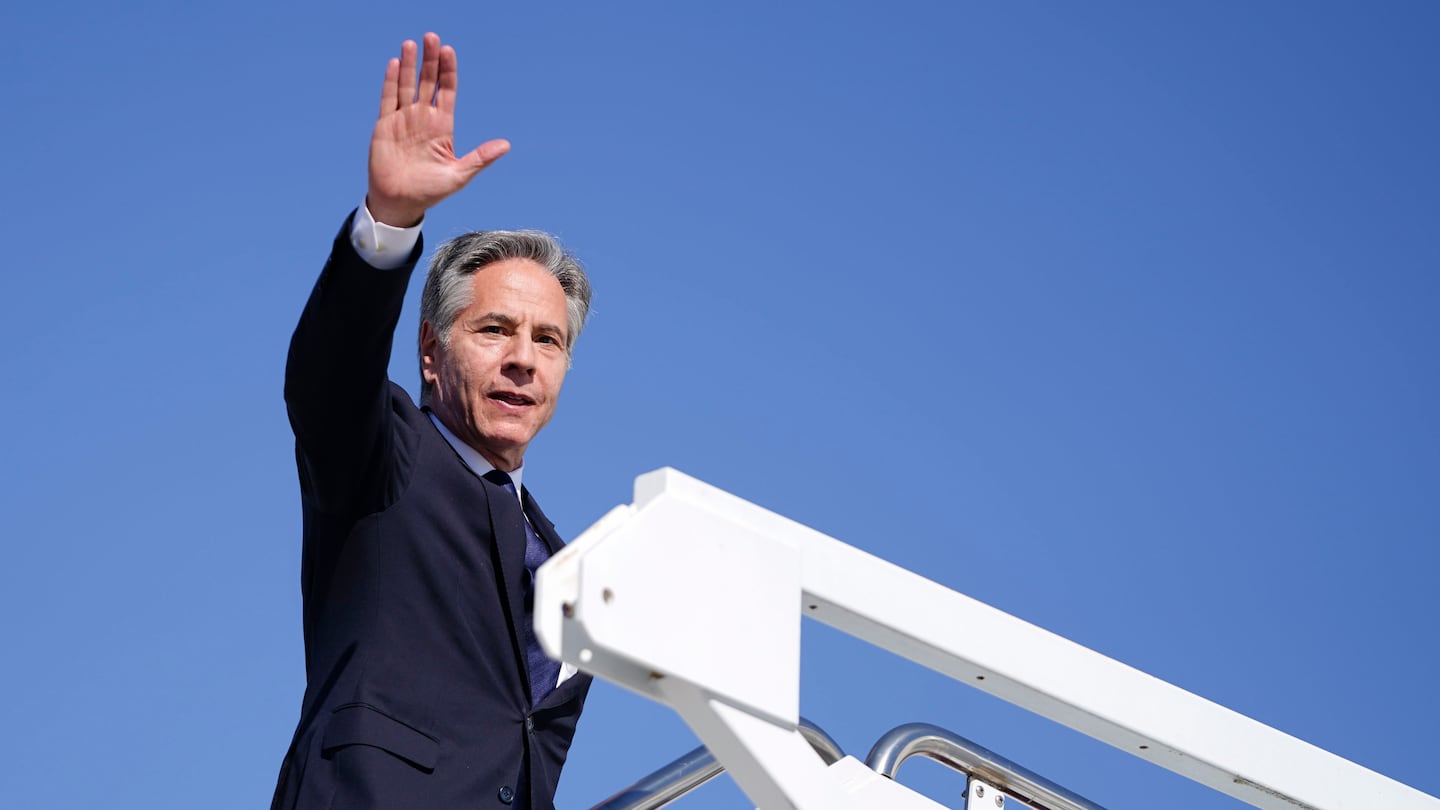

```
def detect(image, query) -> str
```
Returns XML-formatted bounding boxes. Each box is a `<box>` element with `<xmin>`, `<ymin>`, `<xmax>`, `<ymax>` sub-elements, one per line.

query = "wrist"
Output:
<box><xmin>365</xmin><ymin>193</ymin><xmax>425</xmax><ymax>229</ymax></box>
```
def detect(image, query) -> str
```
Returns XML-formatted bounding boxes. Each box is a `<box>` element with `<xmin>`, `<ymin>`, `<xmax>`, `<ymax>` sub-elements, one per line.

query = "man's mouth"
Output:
<box><xmin>489</xmin><ymin>391</ymin><xmax>535</xmax><ymax>407</ymax></box>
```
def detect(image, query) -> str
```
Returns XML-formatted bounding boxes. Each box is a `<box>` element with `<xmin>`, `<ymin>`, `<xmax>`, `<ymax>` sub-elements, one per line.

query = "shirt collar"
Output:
<box><xmin>427</xmin><ymin>411</ymin><xmax>524</xmax><ymax>500</ymax></box>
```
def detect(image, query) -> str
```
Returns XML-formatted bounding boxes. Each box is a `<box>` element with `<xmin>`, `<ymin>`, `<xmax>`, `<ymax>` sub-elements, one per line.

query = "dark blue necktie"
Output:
<box><xmin>485</xmin><ymin>470</ymin><xmax>562</xmax><ymax>706</ymax></box>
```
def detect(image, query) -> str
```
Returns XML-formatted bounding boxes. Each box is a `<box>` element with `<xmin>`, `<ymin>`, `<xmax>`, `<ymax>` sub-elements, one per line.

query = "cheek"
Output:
<box><xmin>543</xmin><ymin>368</ymin><xmax>568</xmax><ymax>404</ymax></box>
<box><xmin>447</xmin><ymin>349</ymin><xmax>490</xmax><ymax>385</ymax></box>
<box><xmin>436</xmin><ymin>354</ymin><xmax>482</xmax><ymax>402</ymax></box>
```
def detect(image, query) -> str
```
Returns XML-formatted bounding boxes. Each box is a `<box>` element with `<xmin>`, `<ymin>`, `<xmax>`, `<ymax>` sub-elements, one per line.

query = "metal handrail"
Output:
<box><xmin>590</xmin><ymin>718</ymin><xmax>845</xmax><ymax>810</ymax></box>
<box><xmin>866</xmin><ymin>723</ymin><xmax>1107</xmax><ymax>810</ymax></box>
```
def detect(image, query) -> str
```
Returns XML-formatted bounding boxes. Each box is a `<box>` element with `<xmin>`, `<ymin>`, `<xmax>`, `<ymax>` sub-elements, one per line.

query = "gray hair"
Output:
<box><xmin>418</xmin><ymin>229</ymin><xmax>592</xmax><ymax>406</ymax></box>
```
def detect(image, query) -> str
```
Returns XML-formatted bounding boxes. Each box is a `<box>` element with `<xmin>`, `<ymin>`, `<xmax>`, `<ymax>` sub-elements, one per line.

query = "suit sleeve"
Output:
<box><xmin>284</xmin><ymin>210</ymin><xmax>424</xmax><ymax>516</ymax></box>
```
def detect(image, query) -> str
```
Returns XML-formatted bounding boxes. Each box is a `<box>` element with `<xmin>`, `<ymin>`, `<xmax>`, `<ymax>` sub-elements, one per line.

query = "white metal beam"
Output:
<box><xmin>536</xmin><ymin>468</ymin><xmax>1439</xmax><ymax>810</ymax></box>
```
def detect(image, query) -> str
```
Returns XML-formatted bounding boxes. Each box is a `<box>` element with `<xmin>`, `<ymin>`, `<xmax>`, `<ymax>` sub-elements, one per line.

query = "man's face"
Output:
<box><xmin>421</xmin><ymin>258</ymin><xmax>571</xmax><ymax>471</ymax></box>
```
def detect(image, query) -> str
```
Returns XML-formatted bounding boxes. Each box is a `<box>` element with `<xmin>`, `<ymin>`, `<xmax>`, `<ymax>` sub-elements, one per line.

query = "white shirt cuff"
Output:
<box><xmin>350</xmin><ymin>201</ymin><xmax>423</xmax><ymax>270</ymax></box>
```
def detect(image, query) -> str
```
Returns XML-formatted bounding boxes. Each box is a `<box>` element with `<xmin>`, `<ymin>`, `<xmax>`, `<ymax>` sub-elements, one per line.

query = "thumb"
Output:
<box><xmin>458</xmin><ymin>138</ymin><xmax>512</xmax><ymax>180</ymax></box>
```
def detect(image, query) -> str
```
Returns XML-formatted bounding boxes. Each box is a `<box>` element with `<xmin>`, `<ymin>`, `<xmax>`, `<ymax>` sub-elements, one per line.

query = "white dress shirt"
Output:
<box><xmin>350</xmin><ymin>201</ymin><xmax>423</xmax><ymax>270</ymax></box>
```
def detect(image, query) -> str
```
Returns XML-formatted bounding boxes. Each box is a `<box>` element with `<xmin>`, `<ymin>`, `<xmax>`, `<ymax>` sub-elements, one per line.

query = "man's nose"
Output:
<box><xmin>502</xmin><ymin>332</ymin><xmax>536</xmax><ymax>373</ymax></box>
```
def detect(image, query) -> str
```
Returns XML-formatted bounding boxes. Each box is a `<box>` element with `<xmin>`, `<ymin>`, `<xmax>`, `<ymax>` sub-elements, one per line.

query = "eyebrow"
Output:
<box><xmin>471</xmin><ymin>312</ymin><xmax>569</xmax><ymax>344</ymax></box>
<box><xmin>473</xmin><ymin>312</ymin><xmax>518</xmax><ymax>328</ymax></box>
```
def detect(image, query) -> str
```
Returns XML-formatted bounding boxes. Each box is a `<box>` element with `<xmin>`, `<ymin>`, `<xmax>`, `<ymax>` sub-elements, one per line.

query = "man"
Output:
<box><xmin>272</xmin><ymin>33</ymin><xmax>593</xmax><ymax>810</ymax></box>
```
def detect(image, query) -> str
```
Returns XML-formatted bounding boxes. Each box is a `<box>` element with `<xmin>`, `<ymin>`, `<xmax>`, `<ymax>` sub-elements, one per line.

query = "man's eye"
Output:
<box><xmin>479</xmin><ymin>325</ymin><xmax>504</xmax><ymax>334</ymax></box>
<box><xmin>536</xmin><ymin>334</ymin><xmax>559</xmax><ymax>345</ymax></box>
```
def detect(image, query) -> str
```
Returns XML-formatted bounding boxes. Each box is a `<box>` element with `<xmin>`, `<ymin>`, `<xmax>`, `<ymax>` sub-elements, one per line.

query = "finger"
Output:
<box><xmin>436</xmin><ymin>45</ymin><xmax>458</xmax><ymax>114</ymax></box>
<box><xmin>378</xmin><ymin>57</ymin><xmax>400</xmax><ymax>116</ymax></box>
<box><xmin>398</xmin><ymin>39</ymin><xmax>418</xmax><ymax>104</ymax></box>
<box><xmin>457</xmin><ymin>139</ymin><xmax>512</xmax><ymax>181</ymax></box>
<box><xmin>418</xmin><ymin>32</ymin><xmax>441</xmax><ymax>105</ymax></box>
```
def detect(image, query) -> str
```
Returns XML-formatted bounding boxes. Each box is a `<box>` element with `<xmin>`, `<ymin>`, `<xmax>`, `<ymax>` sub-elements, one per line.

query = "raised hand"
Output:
<box><xmin>366</xmin><ymin>33</ymin><xmax>511</xmax><ymax>227</ymax></box>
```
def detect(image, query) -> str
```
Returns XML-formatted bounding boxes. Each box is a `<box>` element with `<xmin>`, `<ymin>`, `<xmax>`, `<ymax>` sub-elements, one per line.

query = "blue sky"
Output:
<box><xmin>1</xmin><ymin>2</ymin><xmax>1436</xmax><ymax>808</ymax></box>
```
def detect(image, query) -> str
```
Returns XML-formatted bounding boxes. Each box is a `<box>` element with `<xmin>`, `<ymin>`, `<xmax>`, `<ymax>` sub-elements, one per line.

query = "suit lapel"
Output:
<box><xmin>521</xmin><ymin>487</ymin><xmax>563</xmax><ymax>555</ymax></box>
<box><xmin>520</xmin><ymin>486</ymin><xmax>593</xmax><ymax>711</ymax></box>
<box><xmin>484</xmin><ymin>477</ymin><xmax>531</xmax><ymax>676</ymax></box>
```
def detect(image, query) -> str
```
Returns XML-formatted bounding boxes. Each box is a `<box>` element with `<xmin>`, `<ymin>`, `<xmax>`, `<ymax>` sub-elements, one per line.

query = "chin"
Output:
<box><xmin>479</xmin><ymin>429</ymin><xmax>535</xmax><ymax>451</ymax></box>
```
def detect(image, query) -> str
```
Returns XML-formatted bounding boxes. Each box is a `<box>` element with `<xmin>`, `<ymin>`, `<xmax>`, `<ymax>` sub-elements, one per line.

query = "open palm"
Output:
<box><xmin>366</xmin><ymin>33</ymin><xmax>510</xmax><ymax>227</ymax></box>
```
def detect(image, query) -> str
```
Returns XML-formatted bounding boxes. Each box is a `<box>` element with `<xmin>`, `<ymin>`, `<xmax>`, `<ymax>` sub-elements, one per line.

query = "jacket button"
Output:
<box><xmin>525</xmin><ymin>716</ymin><xmax>534</xmax><ymax>732</ymax></box>
<box><xmin>498</xmin><ymin>785</ymin><xmax>514</xmax><ymax>804</ymax></box>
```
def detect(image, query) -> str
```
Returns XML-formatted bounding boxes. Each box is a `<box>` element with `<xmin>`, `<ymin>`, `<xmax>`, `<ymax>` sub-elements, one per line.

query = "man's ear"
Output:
<box><xmin>419</xmin><ymin>320</ymin><xmax>443</xmax><ymax>386</ymax></box>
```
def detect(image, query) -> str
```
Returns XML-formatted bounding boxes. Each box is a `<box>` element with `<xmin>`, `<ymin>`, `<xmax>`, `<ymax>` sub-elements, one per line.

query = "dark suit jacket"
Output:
<box><xmin>272</xmin><ymin>214</ymin><xmax>591</xmax><ymax>810</ymax></box>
